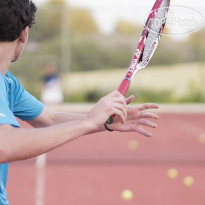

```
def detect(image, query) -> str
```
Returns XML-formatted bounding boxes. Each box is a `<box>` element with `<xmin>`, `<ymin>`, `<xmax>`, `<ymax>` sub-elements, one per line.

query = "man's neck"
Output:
<box><xmin>0</xmin><ymin>42</ymin><xmax>15</xmax><ymax>76</ymax></box>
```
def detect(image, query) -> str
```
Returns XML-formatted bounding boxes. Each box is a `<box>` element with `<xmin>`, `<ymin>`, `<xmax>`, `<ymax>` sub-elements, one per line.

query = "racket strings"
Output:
<box><xmin>142</xmin><ymin>0</ymin><xmax>169</xmax><ymax>67</ymax></box>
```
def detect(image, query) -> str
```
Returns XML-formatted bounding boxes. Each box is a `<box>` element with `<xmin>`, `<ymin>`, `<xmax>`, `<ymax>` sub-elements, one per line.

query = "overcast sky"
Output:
<box><xmin>34</xmin><ymin>0</ymin><xmax>205</xmax><ymax>33</ymax></box>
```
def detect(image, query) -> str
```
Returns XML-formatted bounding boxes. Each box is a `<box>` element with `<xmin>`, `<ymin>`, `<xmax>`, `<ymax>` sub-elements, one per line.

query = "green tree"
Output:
<box><xmin>115</xmin><ymin>19</ymin><xmax>137</xmax><ymax>36</ymax></box>
<box><xmin>187</xmin><ymin>27</ymin><xmax>205</xmax><ymax>62</ymax></box>
<box><xmin>70</xmin><ymin>8</ymin><xmax>99</xmax><ymax>34</ymax></box>
<box><xmin>46</xmin><ymin>0</ymin><xmax>66</xmax><ymax>5</ymax></box>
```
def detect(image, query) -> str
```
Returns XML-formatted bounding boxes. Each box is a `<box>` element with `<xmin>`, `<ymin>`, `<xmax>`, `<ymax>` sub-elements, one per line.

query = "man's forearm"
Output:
<box><xmin>53</xmin><ymin>112</ymin><xmax>106</xmax><ymax>134</ymax></box>
<box><xmin>27</xmin><ymin>107</ymin><xmax>106</xmax><ymax>133</ymax></box>
<box><xmin>53</xmin><ymin>112</ymin><xmax>86</xmax><ymax>125</ymax></box>
<box><xmin>0</xmin><ymin>118</ymin><xmax>95</xmax><ymax>163</ymax></box>
<box><xmin>27</xmin><ymin>107</ymin><xmax>87</xmax><ymax>128</ymax></box>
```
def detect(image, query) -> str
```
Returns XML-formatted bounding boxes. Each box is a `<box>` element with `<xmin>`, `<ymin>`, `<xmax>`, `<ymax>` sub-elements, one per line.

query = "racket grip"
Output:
<box><xmin>106</xmin><ymin>79</ymin><xmax>130</xmax><ymax>125</ymax></box>
<box><xmin>118</xmin><ymin>78</ymin><xmax>130</xmax><ymax>96</ymax></box>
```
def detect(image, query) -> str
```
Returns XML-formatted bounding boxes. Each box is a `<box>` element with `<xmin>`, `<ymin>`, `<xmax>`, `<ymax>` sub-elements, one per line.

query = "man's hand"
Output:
<box><xmin>105</xmin><ymin>95</ymin><xmax>159</xmax><ymax>137</ymax></box>
<box><xmin>86</xmin><ymin>91</ymin><xmax>128</xmax><ymax>131</ymax></box>
<box><xmin>86</xmin><ymin>91</ymin><xmax>159</xmax><ymax>137</ymax></box>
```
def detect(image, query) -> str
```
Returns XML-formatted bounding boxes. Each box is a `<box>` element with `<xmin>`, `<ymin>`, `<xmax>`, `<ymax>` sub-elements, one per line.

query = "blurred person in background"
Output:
<box><xmin>41</xmin><ymin>62</ymin><xmax>64</xmax><ymax>105</ymax></box>
<box><xmin>0</xmin><ymin>0</ymin><xmax>159</xmax><ymax>204</ymax></box>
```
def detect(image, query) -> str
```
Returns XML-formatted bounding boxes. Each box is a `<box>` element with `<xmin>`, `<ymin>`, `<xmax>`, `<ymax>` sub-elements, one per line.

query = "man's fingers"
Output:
<box><xmin>140</xmin><ymin>112</ymin><xmax>159</xmax><ymax>119</ymax></box>
<box><xmin>112</xmin><ymin>103</ymin><xmax>127</xmax><ymax>120</ymax></box>
<box><xmin>107</xmin><ymin>101</ymin><xmax>127</xmax><ymax>124</ymax></box>
<box><xmin>139</xmin><ymin>119</ymin><xmax>157</xmax><ymax>128</ymax></box>
<box><xmin>101</xmin><ymin>90</ymin><xmax>127</xmax><ymax>116</ymax></box>
<box><xmin>126</xmin><ymin>95</ymin><xmax>134</xmax><ymax>105</ymax></box>
<box><xmin>114</xmin><ymin>96</ymin><xmax>127</xmax><ymax>108</ymax></box>
<box><xmin>137</xmin><ymin>103</ymin><xmax>159</xmax><ymax>111</ymax></box>
<box><xmin>112</xmin><ymin>108</ymin><xmax>126</xmax><ymax>124</ymax></box>
<box><xmin>136</xmin><ymin>127</ymin><xmax>152</xmax><ymax>137</ymax></box>
<box><xmin>108</xmin><ymin>91</ymin><xmax>127</xmax><ymax>109</ymax></box>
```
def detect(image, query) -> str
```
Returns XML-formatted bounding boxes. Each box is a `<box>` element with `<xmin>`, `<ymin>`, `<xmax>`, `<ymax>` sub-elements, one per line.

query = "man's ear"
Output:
<box><xmin>19</xmin><ymin>26</ymin><xmax>29</xmax><ymax>43</ymax></box>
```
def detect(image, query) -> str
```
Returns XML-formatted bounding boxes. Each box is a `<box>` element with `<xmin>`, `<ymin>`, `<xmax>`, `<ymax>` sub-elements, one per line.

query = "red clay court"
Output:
<box><xmin>7</xmin><ymin>104</ymin><xmax>205</xmax><ymax>205</ymax></box>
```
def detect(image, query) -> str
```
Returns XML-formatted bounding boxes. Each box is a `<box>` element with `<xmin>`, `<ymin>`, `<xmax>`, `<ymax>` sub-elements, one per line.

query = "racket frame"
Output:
<box><xmin>117</xmin><ymin>0</ymin><xmax>170</xmax><ymax>96</ymax></box>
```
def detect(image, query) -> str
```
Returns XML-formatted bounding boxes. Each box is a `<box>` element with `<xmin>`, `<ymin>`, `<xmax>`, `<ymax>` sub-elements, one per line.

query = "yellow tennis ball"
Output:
<box><xmin>167</xmin><ymin>168</ymin><xmax>178</xmax><ymax>179</ymax></box>
<box><xmin>183</xmin><ymin>176</ymin><xmax>194</xmax><ymax>187</ymax></box>
<box><xmin>128</xmin><ymin>140</ymin><xmax>139</xmax><ymax>150</ymax></box>
<box><xmin>121</xmin><ymin>189</ymin><xmax>133</xmax><ymax>201</ymax></box>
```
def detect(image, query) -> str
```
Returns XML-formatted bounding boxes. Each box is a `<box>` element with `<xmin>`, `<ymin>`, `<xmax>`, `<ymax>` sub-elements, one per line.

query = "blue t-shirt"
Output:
<box><xmin>0</xmin><ymin>71</ymin><xmax>44</xmax><ymax>205</ymax></box>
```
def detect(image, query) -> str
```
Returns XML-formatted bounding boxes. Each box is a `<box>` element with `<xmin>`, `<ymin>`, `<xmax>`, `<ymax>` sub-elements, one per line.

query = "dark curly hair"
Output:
<box><xmin>0</xmin><ymin>0</ymin><xmax>37</xmax><ymax>42</ymax></box>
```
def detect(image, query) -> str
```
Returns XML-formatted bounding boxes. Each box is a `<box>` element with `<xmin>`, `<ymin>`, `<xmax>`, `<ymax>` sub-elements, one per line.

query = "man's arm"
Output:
<box><xmin>0</xmin><ymin>91</ymin><xmax>159</xmax><ymax>164</ymax></box>
<box><xmin>27</xmin><ymin>96</ymin><xmax>159</xmax><ymax>137</ymax></box>
<box><xmin>0</xmin><ymin>91</ymin><xmax>127</xmax><ymax>163</ymax></box>
<box><xmin>0</xmin><ymin>119</ymin><xmax>93</xmax><ymax>163</ymax></box>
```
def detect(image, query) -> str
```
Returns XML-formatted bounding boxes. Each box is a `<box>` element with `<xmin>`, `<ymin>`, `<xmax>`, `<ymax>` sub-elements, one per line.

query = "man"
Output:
<box><xmin>0</xmin><ymin>0</ymin><xmax>159</xmax><ymax>204</ymax></box>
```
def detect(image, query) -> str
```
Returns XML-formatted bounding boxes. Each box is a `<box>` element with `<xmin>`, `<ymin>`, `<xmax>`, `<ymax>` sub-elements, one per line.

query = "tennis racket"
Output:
<box><xmin>107</xmin><ymin>0</ymin><xmax>170</xmax><ymax>124</ymax></box>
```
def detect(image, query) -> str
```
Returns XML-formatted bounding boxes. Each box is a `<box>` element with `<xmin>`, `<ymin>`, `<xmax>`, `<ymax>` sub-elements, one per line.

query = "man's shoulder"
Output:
<box><xmin>5</xmin><ymin>70</ymin><xmax>21</xmax><ymax>86</ymax></box>
<box><xmin>5</xmin><ymin>70</ymin><xmax>15</xmax><ymax>80</ymax></box>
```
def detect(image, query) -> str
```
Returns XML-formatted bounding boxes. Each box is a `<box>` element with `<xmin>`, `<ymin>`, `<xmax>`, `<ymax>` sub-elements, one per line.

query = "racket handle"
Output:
<box><xmin>106</xmin><ymin>79</ymin><xmax>130</xmax><ymax>125</ymax></box>
<box><xmin>118</xmin><ymin>78</ymin><xmax>130</xmax><ymax>96</ymax></box>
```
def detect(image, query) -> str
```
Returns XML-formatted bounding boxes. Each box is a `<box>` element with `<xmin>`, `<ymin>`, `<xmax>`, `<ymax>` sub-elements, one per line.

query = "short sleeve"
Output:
<box><xmin>0</xmin><ymin>100</ymin><xmax>20</xmax><ymax>127</ymax></box>
<box><xmin>8</xmin><ymin>72</ymin><xmax>44</xmax><ymax>121</ymax></box>
<box><xmin>0</xmin><ymin>73</ymin><xmax>19</xmax><ymax>127</ymax></box>
<box><xmin>13</xmin><ymin>89</ymin><xmax>44</xmax><ymax>121</ymax></box>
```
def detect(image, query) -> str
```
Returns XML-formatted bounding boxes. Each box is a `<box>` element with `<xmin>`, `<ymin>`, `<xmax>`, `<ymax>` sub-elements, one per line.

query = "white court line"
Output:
<box><xmin>35</xmin><ymin>154</ymin><xmax>46</xmax><ymax>205</ymax></box>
